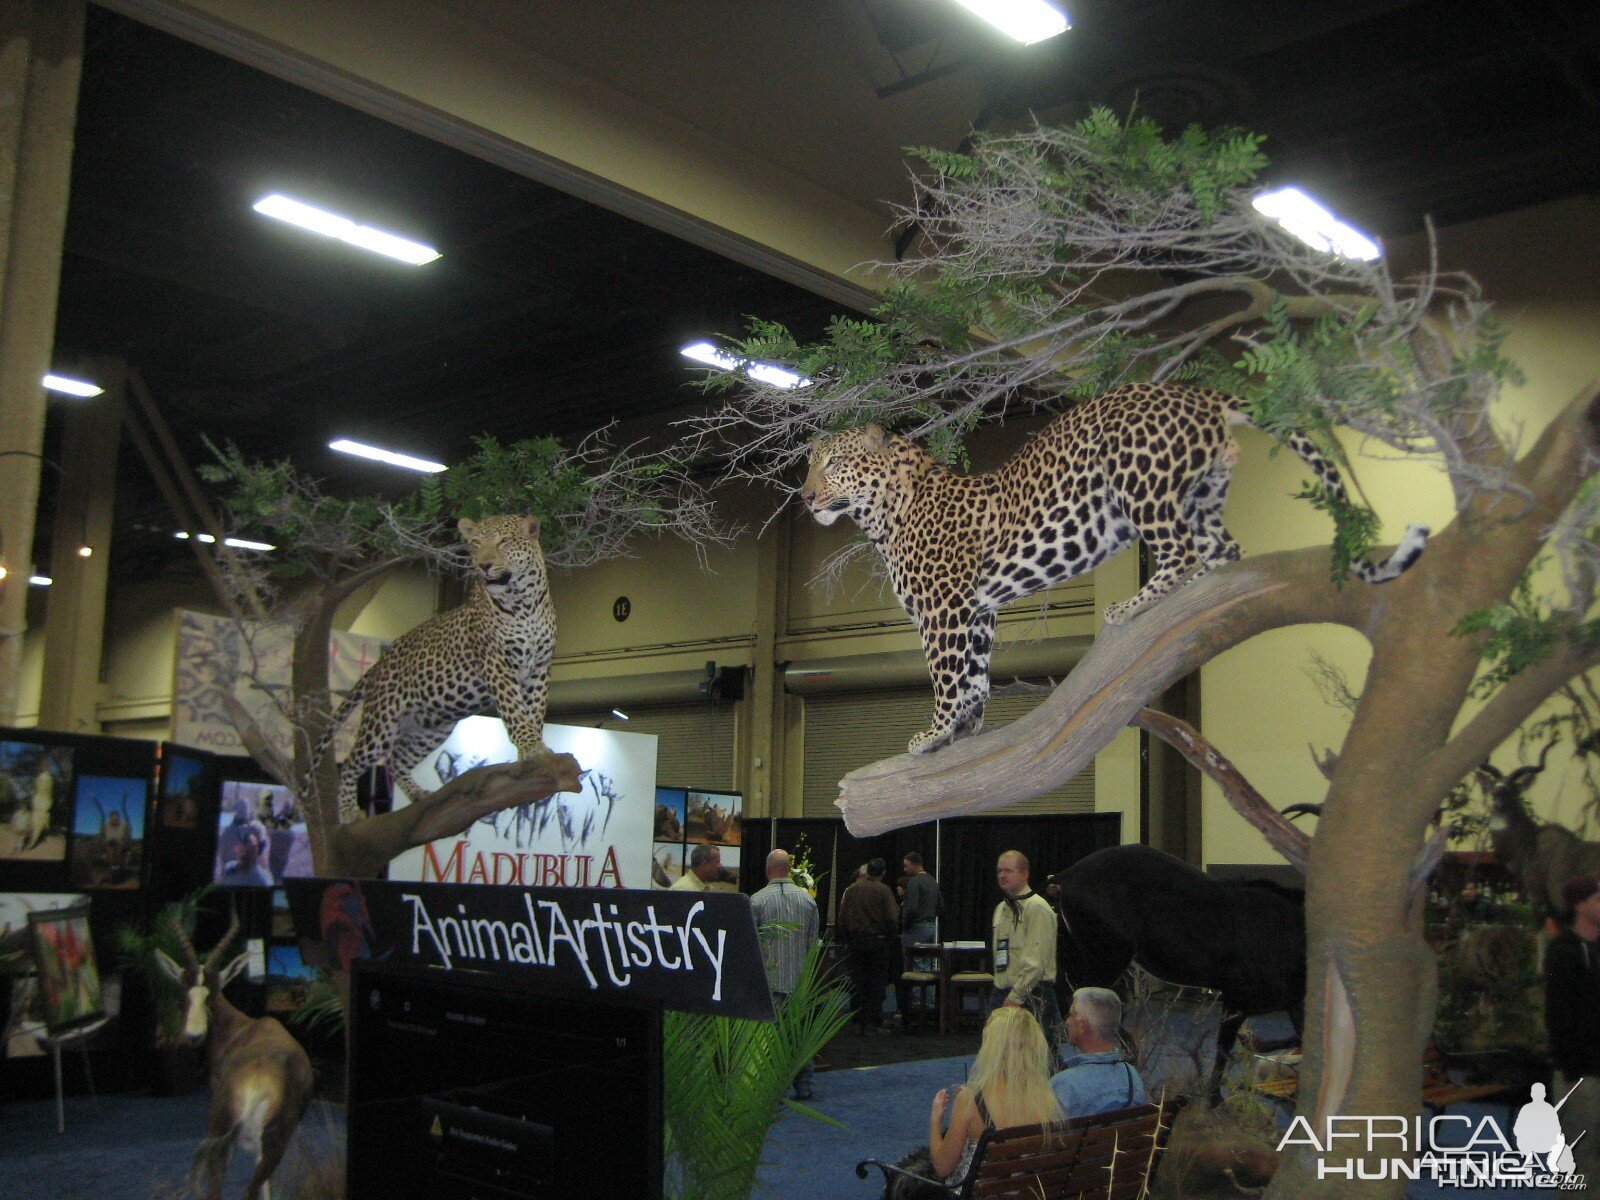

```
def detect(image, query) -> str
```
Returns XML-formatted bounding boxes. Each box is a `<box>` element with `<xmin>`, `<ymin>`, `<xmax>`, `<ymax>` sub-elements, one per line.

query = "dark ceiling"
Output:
<box><xmin>36</xmin><ymin>1</ymin><xmax>1600</xmax><ymax>576</ymax></box>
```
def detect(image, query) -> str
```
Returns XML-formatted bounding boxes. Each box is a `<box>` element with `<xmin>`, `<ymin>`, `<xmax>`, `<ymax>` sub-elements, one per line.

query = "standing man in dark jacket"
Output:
<box><xmin>1546</xmin><ymin>873</ymin><xmax>1600</xmax><ymax>1184</ymax></box>
<box><xmin>837</xmin><ymin>858</ymin><xmax>899</xmax><ymax>1035</ymax></box>
<box><xmin>896</xmin><ymin>852</ymin><xmax>941</xmax><ymax>1026</ymax></box>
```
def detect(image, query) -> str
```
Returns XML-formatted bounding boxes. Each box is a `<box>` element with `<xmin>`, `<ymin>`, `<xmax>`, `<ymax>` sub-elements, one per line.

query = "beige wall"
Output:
<box><xmin>1200</xmin><ymin>195</ymin><xmax>1600</xmax><ymax>864</ymax></box>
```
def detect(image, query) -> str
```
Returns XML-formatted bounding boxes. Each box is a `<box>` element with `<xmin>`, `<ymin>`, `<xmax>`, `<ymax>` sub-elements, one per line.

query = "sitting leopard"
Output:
<box><xmin>309</xmin><ymin>514</ymin><xmax>556</xmax><ymax>822</ymax></box>
<box><xmin>800</xmin><ymin>383</ymin><xmax>1429</xmax><ymax>755</ymax></box>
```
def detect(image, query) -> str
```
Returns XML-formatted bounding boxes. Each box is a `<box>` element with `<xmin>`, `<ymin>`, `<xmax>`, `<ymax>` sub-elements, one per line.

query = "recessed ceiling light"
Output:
<box><xmin>680</xmin><ymin>341</ymin><xmax>807</xmax><ymax>390</ymax></box>
<box><xmin>1252</xmin><ymin>187</ymin><xmax>1381</xmax><ymax>261</ymax></box>
<box><xmin>329</xmin><ymin>438</ymin><xmax>447</xmax><ymax>474</ymax></box>
<box><xmin>252</xmin><ymin>194</ymin><xmax>441</xmax><ymax>265</ymax></box>
<box><xmin>611</xmin><ymin>709</ymin><xmax>630</xmax><ymax>721</ymax></box>
<box><xmin>42</xmin><ymin>373</ymin><xmax>104</xmax><ymax>397</ymax></box>
<box><xmin>29</xmin><ymin>575</ymin><xmax>51</xmax><ymax>587</ymax></box>
<box><xmin>950</xmin><ymin>0</ymin><xmax>1070</xmax><ymax>45</ymax></box>
<box><xmin>173</xmin><ymin>532</ymin><xmax>275</xmax><ymax>551</ymax></box>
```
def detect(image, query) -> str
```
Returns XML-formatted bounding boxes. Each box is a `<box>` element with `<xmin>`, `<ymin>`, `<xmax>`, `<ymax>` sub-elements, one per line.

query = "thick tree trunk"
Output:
<box><xmin>1269</xmin><ymin>384</ymin><xmax>1600</xmax><ymax>1200</ymax></box>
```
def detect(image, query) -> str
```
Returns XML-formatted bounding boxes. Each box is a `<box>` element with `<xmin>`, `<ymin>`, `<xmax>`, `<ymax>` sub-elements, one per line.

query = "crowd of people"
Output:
<box><xmin>749</xmin><ymin>842</ymin><xmax>1600</xmax><ymax>1194</ymax></box>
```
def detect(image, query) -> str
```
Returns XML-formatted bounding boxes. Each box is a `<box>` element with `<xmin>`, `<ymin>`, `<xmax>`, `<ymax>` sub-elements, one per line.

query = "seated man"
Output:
<box><xmin>1050</xmin><ymin>987</ymin><xmax>1147</xmax><ymax>1116</ymax></box>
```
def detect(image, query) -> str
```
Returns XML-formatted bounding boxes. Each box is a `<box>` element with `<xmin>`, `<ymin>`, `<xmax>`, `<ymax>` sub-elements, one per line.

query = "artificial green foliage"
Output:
<box><xmin>662</xmin><ymin>940</ymin><xmax>850</xmax><ymax>1200</ymax></box>
<box><xmin>686</xmin><ymin>108</ymin><xmax>1529</xmax><ymax>589</ymax></box>
<box><xmin>1454</xmin><ymin>566</ymin><xmax>1567</xmax><ymax>698</ymax></box>
<box><xmin>1291</xmin><ymin>483</ymin><xmax>1382</xmax><ymax>585</ymax></box>
<box><xmin>199</xmin><ymin>425</ymin><xmax>719</xmax><ymax>582</ymax></box>
<box><xmin>285</xmin><ymin>970</ymin><xmax>346</xmax><ymax>1038</ymax></box>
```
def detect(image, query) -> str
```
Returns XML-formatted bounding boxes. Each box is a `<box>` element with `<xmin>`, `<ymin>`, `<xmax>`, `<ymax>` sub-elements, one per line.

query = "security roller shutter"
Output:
<box><xmin>802</xmin><ymin>687</ymin><xmax>1093</xmax><ymax>817</ymax></box>
<box><xmin>562</xmin><ymin>703</ymin><xmax>737</xmax><ymax>790</ymax></box>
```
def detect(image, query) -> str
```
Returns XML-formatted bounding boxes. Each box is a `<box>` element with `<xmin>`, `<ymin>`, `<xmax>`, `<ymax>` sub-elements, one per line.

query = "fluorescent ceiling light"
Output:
<box><xmin>252</xmin><ymin>194</ymin><xmax>441</xmax><ymax>265</ymax></box>
<box><xmin>1252</xmin><ymin>187</ymin><xmax>1381</xmax><ymax>261</ymax></box>
<box><xmin>29</xmin><ymin>575</ymin><xmax>51</xmax><ymax>587</ymax></box>
<box><xmin>42</xmin><ymin>374</ymin><xmax>104</xmax><ymax>397</ymax></box>
<box><xmin>329</xmin><ymin>438</ymin><xmax>447</xmax><ymax>474</ymax></box>
<box><xmin>173</xmin><ymin>532</ymin><xmax>275</xmax><ymax>551</ymax></box>
<box><xmin>611</xmin><ymin>709</ymin><xmax>630</xmax><ymax>721</ymax></box>
<box><xmin>680</xmin><ymin>341</ymin><xmax>807</xmax><ymax>390</ymax></box>
<box><xmin>950</xmin><ymin>0</ymin><xmax>1069</xmax><ymax>45</ymax></box>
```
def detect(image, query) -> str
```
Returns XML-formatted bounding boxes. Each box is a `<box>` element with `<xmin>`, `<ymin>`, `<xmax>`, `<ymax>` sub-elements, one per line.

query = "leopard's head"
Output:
<box><xmin>458</xmin><ymin>514</ymin><xmax>546</xmax><ymax>604</ymax></box>
<box><xmin>799</xmin><ymin>424</ymin><xmax>929</xmax><ymax>527</ymax></box>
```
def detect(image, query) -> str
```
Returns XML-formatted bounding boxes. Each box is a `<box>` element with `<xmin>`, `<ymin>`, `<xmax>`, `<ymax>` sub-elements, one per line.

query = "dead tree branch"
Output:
<box><xmin>1132</xmin><ymin>708</ymin><xmax>1312</xmax><ymax>872</ymax></box>
<box><xmin>327</xmin><ymin>753</ymin><xmax>583</xmax><ymax>879</ymax></box>
<box><xmin>835</xmin><ymin>547</ymin><xmax>1379</xmax><ymax>834</ymax></box>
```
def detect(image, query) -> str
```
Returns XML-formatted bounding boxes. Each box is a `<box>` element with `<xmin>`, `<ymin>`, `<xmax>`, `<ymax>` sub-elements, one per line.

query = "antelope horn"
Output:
<box><xmin>166</xmin><ymin>908</ymin><xmax>201</xmax><ymax>972</ymax></box>
<box><xmin>203</xmin><ymin>903</ymin><xmax>243</xmax><ymax>975</ymax></box>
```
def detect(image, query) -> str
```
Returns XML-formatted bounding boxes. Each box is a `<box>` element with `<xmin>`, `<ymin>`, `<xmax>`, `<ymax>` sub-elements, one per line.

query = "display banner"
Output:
<box><xmin>387</xmin><ymin>717</ymin><xmax>656</xmax><ymax>891</ymax></box>
<box><xmin>286</xmin><ymin>877</ymin><xmax>773</xmax><ymax>1020</ymax></box>
<box><xmin>172</xmin><ymin>609</ymin><xmax>388</xmax><ymax>758</ymax></box>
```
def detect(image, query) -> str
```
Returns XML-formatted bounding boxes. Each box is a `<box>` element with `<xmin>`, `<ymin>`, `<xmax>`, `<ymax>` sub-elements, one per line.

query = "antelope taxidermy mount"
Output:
<box><xmin>1480</xmin><ymin>737</ymin><xmax>1600</xmax><ymax>925</ymax></box>
<box><xmin>156</xmin><ymin>909</ymin><xmax>314</xmax><ymax>1200</ymax></box>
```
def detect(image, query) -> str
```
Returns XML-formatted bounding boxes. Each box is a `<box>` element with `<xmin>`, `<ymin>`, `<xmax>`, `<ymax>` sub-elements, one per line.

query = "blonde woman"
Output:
<box><xmin>925</xmin><ymin>1005</ymin><xmax>1063</xmax><ymax>1186</ymax></box>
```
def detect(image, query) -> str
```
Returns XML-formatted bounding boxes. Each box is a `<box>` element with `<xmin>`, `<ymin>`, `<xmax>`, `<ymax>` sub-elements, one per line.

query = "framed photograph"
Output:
<box><xmin>653</xmin><ymin>786</ymin><xmax>686</xmax><ymax>841</ymax></box>
<box><xmin>0</xmin><ymin>742</ymin><xmax>73</xmax><ymax>863</ymax></box>
<box><xmin>68</xmin><ymin>776</ymin><xmax>148</xmax><ymax>889</ymax></box>
<box><xmin>685</xmin><ymin>789</ymin><xmax>742</xmax><ymax>847</ymax></box>
<box><xmin>215</xmin><ymin>779</ymin><xmax>312</xmax><ymax>887</ymax></box>
<box><xmin>264</xmin><ymin>943</ymin><xmax>318</xmax><ymax>1014</ymax></box>
<box><xmin>708</xmin><ymin>844</ymin><xmax>741</xmax><ymax>893</ymax></box>
<box><xmin>651</xmin><ymin>842</ymin><xmax>684</xmax><ymax>890</ymax></box>
<box><xmin>27</xmin><ymin>901</ymin><xmax>104</xmax><ymax>1035</ymax></box>
<box><xmin>2</xmin><ymin>894</ymin><xmax>85</xmax><ymax>1056</ymax></box>
<box><xmin>158</xmin><ymin>749</ymin><xmax>207</xmax><ymax>829</ymax></box>
<box><xmin>270</xmin><ymin>889</ymin><xmax>295</xmax><ymax>937</ymax></box>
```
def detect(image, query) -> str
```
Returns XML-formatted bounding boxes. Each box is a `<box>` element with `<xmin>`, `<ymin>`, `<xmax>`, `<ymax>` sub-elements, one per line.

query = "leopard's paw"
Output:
<box><xmin>907</xmin><ymin>727</ymin><xmax>955</xmax><ymax>755</ymax></box>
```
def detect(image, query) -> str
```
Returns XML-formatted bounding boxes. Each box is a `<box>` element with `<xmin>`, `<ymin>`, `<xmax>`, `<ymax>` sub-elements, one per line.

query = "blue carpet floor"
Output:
<box><xmin>0</xmin><ymin>1088</ymin><xmax>345</xmax><ymax>1199</ymax></box>
<box><xmin>0</xmin><ymin>1060</ymin><xmax>1567</xmax><ymax>1199</ymax></box>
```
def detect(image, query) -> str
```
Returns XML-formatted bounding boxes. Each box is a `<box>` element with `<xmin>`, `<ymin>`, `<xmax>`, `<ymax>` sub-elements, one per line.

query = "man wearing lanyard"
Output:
<box><xmin>990</xmin><ymin>850</ymin><xmax>1061</xmax><ymax>1064</ymax></box>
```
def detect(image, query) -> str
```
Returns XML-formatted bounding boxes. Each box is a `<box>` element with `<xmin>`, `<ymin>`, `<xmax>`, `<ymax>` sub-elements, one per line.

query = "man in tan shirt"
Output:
<box><xmin>836</xmin><ymin>857</ymin><xmax>899</xmax><ymax>1034</ymax></box>
<box><xmin>990</xmin><ymin>850</ymin><xmax>1061</xmax><ymax>1063</ymax></box>
<box><xmin>671</xmin><ymin>843</ymin><xmax>722</xmax><ymax>891</ymax></box>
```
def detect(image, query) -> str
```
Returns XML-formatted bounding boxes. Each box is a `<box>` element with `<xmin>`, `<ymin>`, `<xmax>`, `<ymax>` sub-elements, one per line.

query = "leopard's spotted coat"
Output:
<box><xmin>311</xmin><ymin>515</ymin><xmax>556</xmax><ymax>821</ymax></box>
<box><xmin>800</xmin><ymin>384</ymin><xmax>1428</xmax><ymax>755</ymax></box>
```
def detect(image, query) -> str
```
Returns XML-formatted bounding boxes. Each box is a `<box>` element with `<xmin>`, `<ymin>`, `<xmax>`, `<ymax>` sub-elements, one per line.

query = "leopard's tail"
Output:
<box><xmin>1225</xmin><ymin>403</ymin><xmax>1430</xmax><ymax>583</ymax></box>
<box><xmin>300</xmin><ymin>677</ymin><xmax>365</xmax><ymax>794</ymax></box>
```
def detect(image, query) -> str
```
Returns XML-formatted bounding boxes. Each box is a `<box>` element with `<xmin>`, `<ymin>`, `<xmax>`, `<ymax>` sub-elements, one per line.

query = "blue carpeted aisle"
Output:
<box><xmin>0</xmin><ymin>1087</ymin><xmax>345</xmax><ymax>1199</ymax></box>
<box><xmin>0</xmin><ymin>1059</ymin><xmax>1566</xmax><ymax>1199</ymax></box>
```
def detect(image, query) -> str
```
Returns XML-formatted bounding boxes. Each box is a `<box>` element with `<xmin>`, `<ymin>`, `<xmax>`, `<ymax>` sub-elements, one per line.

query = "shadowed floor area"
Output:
<box><xmin>0</xmin><ymin>1024</ymin><xmax>1559</xmax><ymax>1200</ymax></box>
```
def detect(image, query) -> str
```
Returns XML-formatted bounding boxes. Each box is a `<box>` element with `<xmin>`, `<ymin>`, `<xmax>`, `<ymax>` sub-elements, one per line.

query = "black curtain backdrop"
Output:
<box><xmin>768</xmin><ymin>813</ymin><xmax>1119</xmax><ymax>938</ymax></box>
<box><xmin>739</xmin><ymin>819</ymin><xmax>771</xmax><ymax>895</ymax></box>
<box><xmin>938</xmin><ymin>813</ymin><xmax>1121</xmax><ymax>941</ymax></box>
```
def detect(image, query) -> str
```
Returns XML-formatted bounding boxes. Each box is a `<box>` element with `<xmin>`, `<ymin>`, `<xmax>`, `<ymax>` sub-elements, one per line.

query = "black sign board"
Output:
<box><xmin>286</xmin><ymin>877</ymin><xmax>774</xmax><ymax>1020</ymax></box>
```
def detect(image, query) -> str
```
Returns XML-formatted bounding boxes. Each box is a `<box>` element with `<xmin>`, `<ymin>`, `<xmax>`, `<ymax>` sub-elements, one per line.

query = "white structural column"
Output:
<box><xmin>0</xmin><ymin>0</ymin><xmax>86</xmax><ymax>723</ymax></box>
<box><xmin>39</xmin><ymin>359</ymin><xmax>124</xmax><ymax>732</ymax></box>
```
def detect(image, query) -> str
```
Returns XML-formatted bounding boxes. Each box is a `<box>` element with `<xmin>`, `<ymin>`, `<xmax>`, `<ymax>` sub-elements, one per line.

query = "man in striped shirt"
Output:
<box><xmin>751</xmin><ymin>848</ymin><xmax>821</xmax><ymax>1100</ymax></box>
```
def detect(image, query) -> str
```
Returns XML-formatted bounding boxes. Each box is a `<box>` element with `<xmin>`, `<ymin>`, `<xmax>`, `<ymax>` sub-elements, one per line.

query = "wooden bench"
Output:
<box><xmin>856</xmin><ymin>1094</ymin><xmax>1185</xmax><ymax>1200</ymax></box>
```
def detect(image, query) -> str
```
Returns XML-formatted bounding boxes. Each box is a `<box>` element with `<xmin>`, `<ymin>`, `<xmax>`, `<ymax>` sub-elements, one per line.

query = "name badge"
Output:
<box><xmin>995</xmin><ymin>937</ymin><xmax>1010</xmax><ymax>972</ymax></box>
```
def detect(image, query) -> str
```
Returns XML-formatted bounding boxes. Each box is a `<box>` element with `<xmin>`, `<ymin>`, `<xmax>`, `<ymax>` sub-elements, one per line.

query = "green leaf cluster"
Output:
<box><xmin>1290</xmin><ymin>482</ymin><xmax>1381</xmax><ymax>585</ymax></box>
<box><xmin>663</xmin><ymin>941</ymin><xmax>850</xmax><ymax>1200</ymax></box>
<box><xmin>1452</xmin><ymin>564</ymin><xmax>1587</xmax><ymax>698</ymax></box>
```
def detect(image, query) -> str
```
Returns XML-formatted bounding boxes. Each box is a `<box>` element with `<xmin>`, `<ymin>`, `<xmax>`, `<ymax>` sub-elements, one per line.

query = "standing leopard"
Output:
<box><xmin>308</xmin><ymin>514</ymin><xmax>556</xmax><ymax>822</ymax></box>
<box><xmin>800</xmin><ymin>383</ymin><xmax>1429</xmax><ymax>755</ymax></box>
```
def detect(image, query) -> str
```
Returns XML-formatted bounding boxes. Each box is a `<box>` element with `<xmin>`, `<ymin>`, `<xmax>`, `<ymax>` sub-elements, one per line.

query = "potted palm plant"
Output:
<box><xmin>663</xmin><ymin>939</ymin><xmax>850</xmax><ymax>1200</ymax></box>
<box><xmin>114</xmin><ymin>886</ymin><xmax>213</xmax><ymax>1094</ymax></box>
